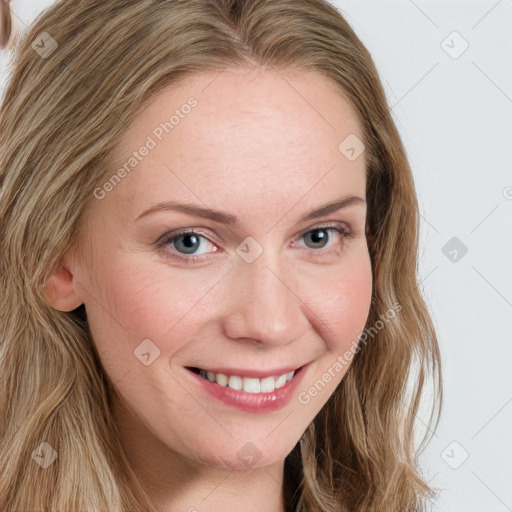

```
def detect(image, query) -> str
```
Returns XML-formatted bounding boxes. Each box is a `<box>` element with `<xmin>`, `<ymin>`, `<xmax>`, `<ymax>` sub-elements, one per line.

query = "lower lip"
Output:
<box><xmin>185</xmin><ymin>364</ymin><xmax>308</xmax><ymax>413</ymax></box>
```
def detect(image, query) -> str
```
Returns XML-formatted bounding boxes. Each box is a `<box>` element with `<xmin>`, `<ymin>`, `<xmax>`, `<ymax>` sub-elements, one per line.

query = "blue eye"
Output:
<box><xmin>304</xmin><ymin>228</ymin><xmax>334</xmax><ymax>250</ymax></box>
<box><xmin>156</xmin><ymin>223</ymin><xmax>353</xmax><ymax>265</ymax></box>
<box><xmin>173</xmin><ymin>232</ymin><xmax>203</xmax><ymax>254</ymax></box>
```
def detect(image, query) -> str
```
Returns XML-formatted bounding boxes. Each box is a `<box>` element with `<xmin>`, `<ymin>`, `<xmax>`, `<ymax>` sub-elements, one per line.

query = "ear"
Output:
<box><xmin>365</xmin><ymin>223</ymin><xmax>376</xmax><ymax>254</ymax></box>
<box><xmin>365</xmin><ymin>222</ymin><xmax>373</xmax><ymax>240</ymax></box>
<box><xmin>44</xmin><ymin>264</ymin><xmax>84</xmax><ymax>312</ymax></box>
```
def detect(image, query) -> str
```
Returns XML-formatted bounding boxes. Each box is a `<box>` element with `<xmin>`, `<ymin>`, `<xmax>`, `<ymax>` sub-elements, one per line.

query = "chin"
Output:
<box><xmin>184</xmin><ymin>439</ymin><xmax>295</xmax><ymax>471</ymax></box>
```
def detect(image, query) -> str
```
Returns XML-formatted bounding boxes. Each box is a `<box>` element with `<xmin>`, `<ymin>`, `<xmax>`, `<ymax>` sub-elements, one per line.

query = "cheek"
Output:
<box><xmin>89</xmin><ymin>253</ymin><xmax>209</xmax><ymax>333</ymax></box>
<box><xmin>301</xmin><ymin>251</ymin><xmax>373</xmax><ymax>351</ymax></box>
<box><xmin>294</xmin><ymin>253</ymin><xmax>372</xmax><ymax>406</ymax></box>
<box><xmin>82</xmin><ymin>254</ymin><xmax>227</xmax><ymax>367</ymax></box>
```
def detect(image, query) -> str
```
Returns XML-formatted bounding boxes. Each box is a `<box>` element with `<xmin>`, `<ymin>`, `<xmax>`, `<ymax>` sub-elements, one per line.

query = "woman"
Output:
<box><xmin>0</xmin><ymin>1</ymin><xmax>443</xmax><ymax>511</ymax></box>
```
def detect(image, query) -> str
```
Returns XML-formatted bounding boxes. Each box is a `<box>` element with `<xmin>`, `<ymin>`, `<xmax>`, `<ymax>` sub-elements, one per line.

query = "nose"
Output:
<box><xmin>222</xmin><ymin>250</ymin><xmax>311</xmax><ymax>347</ymax></box>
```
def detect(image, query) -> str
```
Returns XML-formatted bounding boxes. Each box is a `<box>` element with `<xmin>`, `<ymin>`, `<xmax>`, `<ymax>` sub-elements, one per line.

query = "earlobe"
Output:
<box><xmin>44</xmin><ymin>266</ymin><xmax>84</xmax><ymax>312</ymax></box>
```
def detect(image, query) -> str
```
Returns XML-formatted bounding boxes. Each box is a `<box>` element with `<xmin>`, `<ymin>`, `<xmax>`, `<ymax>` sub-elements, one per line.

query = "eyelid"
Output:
<box><xmin>154</xmin><ymin>227</ymin><xmax>218</xmax><ymax>246</ymax></box>
<box><xmin>155</xmin><ymin>221</ymin><xmax>352</xmax><ymax>246</ymax></box>
<box><xmin>154</xmin><ymin>220</ymin><xmax>354</xmax><ymax>265</ymax></box>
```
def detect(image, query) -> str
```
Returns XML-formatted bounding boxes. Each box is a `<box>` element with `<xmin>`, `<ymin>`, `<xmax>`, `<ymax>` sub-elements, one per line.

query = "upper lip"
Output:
<box><xmin>186</xmin><ymin>363</ymin><xmax>307</xmax><ymax>379</ymax></box>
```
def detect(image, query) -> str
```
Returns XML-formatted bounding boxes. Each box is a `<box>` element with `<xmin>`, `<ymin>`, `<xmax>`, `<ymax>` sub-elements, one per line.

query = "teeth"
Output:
<box><xmin>260</xmin><ymin>376</ymin><xmax>275</xmax><ymax>393</ymax></box>
<box><xmin>228</xmin><ymin>375</ymin><xmax>242</xmax><ymax>390</ymax></box>
<box><xmin>274</xmin><ymin>374</ymin><xmax>287</xmax><ymax>389</ymax></box>
<box><xmin>216</xmin><ymin>373</ymin><xmax>228</xmax><ymax>386</ymax></box>
<box><xmin>197</xmin><ymin>368</ymin><xmax>296</xmax><ymax>393</ymax></box>
<box><xmin>243</xmin><ymin>377</ymin><xmax>260</xmax><ymax>393</ymax></box>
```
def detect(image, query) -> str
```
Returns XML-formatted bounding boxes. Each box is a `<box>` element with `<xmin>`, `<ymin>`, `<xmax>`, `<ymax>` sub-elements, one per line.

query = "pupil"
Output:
<box><xmin>308</xmin><ymin>229</ymin><xmax>327</xmax><ymax>248</ymax></box>
<box><xmin>177</xmin><ymin>234</ymin><xmax>200</xmax><ymax>254</ymax></box>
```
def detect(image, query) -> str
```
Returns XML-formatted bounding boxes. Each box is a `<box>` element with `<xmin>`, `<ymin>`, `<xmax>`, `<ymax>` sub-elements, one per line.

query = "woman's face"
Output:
<box><xmin>71</xmin><ymin>67</ymin><xmax>372</xmax><ymax>470</ymax></box>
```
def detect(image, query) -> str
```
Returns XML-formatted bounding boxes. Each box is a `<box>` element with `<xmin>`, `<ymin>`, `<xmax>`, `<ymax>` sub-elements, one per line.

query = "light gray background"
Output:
<box><xmin>1</xmin><ymin>1</ymin><xmax>511</xmax><ymax>511</ymax></box>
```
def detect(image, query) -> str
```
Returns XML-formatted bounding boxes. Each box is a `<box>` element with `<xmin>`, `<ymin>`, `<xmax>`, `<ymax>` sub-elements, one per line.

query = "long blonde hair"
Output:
<box><xmin>0</xmin><ymin>1</ymin><xmax>443</xmax><ymax>510</ymax></box>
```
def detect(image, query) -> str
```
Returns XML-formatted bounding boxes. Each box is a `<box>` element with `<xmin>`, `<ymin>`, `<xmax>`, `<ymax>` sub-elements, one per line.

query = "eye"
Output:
<box><xmin>172</xmin><ymin>232</ymin><xmax>206</xmax><ymax>254</ymax></box>
<box><xmin>303</xmin><ymin>227</ymin><xmax>339</xmax><ymax>250</ymax></box>
<box><xmin>158</xmin><ymin>230</ymin><xmax>217</xmax><ymax>264</ymax></box>
<box><xmin>293</xmin><ymin>223</ymin><xmax>354</xmax><ymax>259</ymax></box>
<box><xmin>155</xmin><ymin>222</ymin><xmax>353</xmax><ymax>265</ymax></box>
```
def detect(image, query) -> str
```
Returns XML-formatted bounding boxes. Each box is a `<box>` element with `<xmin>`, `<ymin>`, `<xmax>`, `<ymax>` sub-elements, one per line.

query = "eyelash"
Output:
<box><xmin>155</xmin><ymin>222</ymin><xmax>354</xmax><ymax>265</ymax></box>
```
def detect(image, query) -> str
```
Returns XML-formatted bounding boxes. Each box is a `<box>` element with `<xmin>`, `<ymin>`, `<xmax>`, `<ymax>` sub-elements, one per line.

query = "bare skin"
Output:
<box><xmin>46</xmin><ymin>66</ymin><xmax>373</xmax><ymax>512</ymax></box>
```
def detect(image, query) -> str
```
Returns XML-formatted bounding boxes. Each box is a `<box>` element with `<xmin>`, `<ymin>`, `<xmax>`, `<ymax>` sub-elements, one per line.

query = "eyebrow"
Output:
<box><xmin>135</xmin><ymin>195</ymin><xmax>366</xmax><ymax>224</ymax></box>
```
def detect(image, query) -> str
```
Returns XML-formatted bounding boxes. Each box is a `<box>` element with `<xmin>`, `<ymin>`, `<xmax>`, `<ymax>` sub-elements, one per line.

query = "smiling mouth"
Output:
<box><xmin>186</xmin><ymin>366</ymin><xmax>301</xmax><ymax>394</ymax></box>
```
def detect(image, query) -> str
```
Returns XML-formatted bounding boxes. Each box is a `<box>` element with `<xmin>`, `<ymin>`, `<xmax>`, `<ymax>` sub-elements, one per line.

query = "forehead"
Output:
<box><xmin>106</xmin><ymin>67</ymin><xmax>366</xmax><ymax>219</ymax></box>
